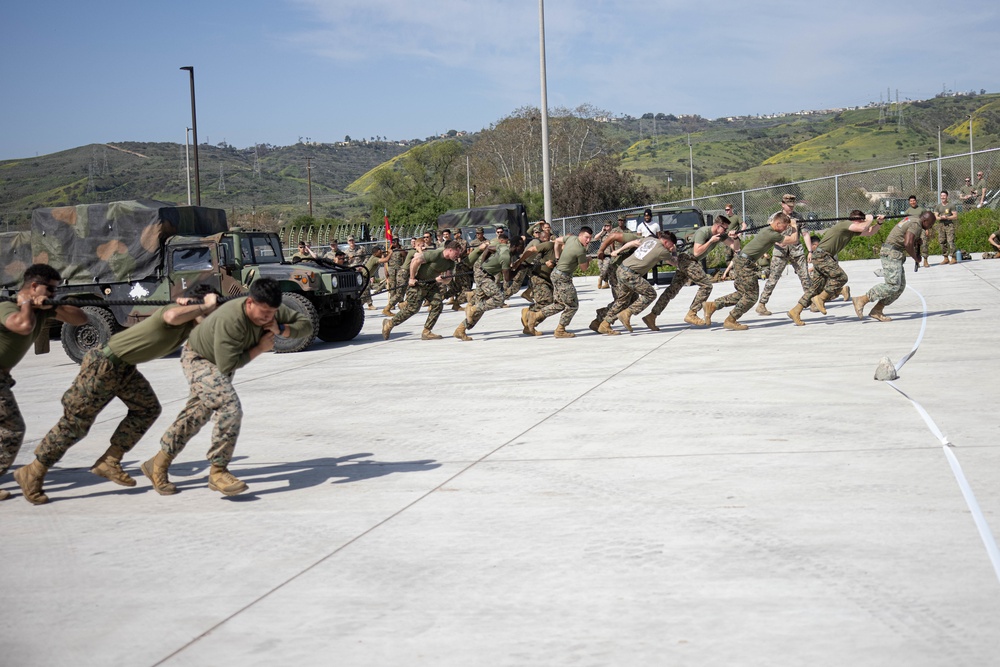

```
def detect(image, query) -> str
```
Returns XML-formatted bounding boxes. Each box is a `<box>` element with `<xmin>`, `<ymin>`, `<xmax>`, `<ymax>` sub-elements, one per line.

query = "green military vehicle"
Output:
<box><xmin>437</xmin><ymin>203</ymin><xmax>530</xmax><ymax>243</ymax></box>
<box><xmin>0</xmin><ymin>200</ymin><xmax>366</xmax><ymax>363</ymax></box>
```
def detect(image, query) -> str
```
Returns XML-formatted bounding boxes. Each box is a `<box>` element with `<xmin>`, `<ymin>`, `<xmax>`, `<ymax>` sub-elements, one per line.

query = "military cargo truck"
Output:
<box><xmin>437</xmin><ymin>204</ymin><xmax>530</xmax><ymax>242</ymax></box>
<box><xmin>0</xmin><ymin>200</ymin><xmax>366</xmax><ymax>363</ymax></box>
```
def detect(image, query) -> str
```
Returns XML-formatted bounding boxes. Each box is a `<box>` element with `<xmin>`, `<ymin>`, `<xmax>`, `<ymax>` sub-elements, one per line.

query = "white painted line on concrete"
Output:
<box><xmin>885</xmin><ymin>285</ymin><xmax>1000</xmax><ymax>585</ymax></box>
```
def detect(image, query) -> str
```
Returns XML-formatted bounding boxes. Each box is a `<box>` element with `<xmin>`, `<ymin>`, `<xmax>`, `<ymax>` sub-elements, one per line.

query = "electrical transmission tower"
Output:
<box><xmin>218</xmin><ymin>164</ymin><xmax>226</xmax><ymax>193</ymax></box>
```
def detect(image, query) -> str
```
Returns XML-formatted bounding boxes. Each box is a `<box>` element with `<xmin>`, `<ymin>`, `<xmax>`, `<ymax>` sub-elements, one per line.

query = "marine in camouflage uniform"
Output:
<box><xmin>3</xmin><ymin>264</ymin><xmax>86</xmax><ymax>504</ymax></box>
<box><xmin>381</xmin><ymin>240</ymin><xmax>405</xmax><ymax>315</ymax></box>
<box><xmin>524</xmin><ymin>228</ymin><xmax>593</xmax><ymax>337</ymax></box>
<box><xmin>382</xmin><ymin>241</ymin><xmax>463</xmax><ymax>341</ymax></box>
<box><xmin>155</xmin><ymin>279</ymin><xmax>311</xmax><ymax>496</ymax></box>
<box><xmin>359</xmin><ymin>247</ymin><xmax>389</xmax><ymax>309</ymax></box>
<box><xmin>589</xmin><ymin>229</ymin><xmax>642</xmax><ymax>330</ymax></box>
<box><xmin>598</xmin><ymin>233</ymin><xmax>678</xmax><ymax>335</ymax></box>
<box><xmin>519</xmin><ymin>232</ymin><xmax>556</xmax><ymax>334</ymax></box>
<box><xmin>387</xmin><ymin>240</ymin><xmax>422</xmax><ymax>312</ymax></box>
<box><xmin>344</xmin><ymin>237</ymin><xmax>367</xmax><ymax>267</ymax></box>
<box><xmin>756</xmin><ymin>195</ymin><xmax>812</xmax><ymax>315</ymax></box>
<box><xmin>646</xmin><ymin>217</ymin><xmax>736</xmax><ymax>331</ymax></box>
<box><xmin>27</xmin><ymin>294</ymin><xmax>219</xmax><ymax>503</ymax></box>
<box><xmin>455</xmin><ymin>234</ymin><xmax>512</xmax><ymax>340</ymax></box>
<box><xmin>902</xmin><ymin>196</ymin><xmax>929</xmax><ymax>267</ymax></box>
<box><xmin>852</xmin><ymin>212</ymin><xmax>935</xmax><ymax>322</ymax></box>
<box><xmin>788</xmin><ymin>212</ymin><xmax>883</xmax><ymax>325</ymax></box>
<box><xmin>704</xmin><ymin>213</ymin><xmax>798</xmax><ymax>331</ymax></box>
<box><xmin>933</xmin><ymin>191</ymin><xmax>958</xmax><ymax>264</ymax></box>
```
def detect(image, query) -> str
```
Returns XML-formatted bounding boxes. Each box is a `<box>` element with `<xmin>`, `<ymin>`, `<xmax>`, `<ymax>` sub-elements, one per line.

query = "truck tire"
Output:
<box><xmin>273</xmin><ymin>293</ymin><xmax>318</xmax><ymax>354</ymax></box>
<box><xmin>61</xmin><ymin>305</ymin><xmax>118</xmax><ymax>364</ymax></box>
<box><xmin>317</xmin><ymin>302</ymin><xmax>365</xmax><ymax>342</ymax></box>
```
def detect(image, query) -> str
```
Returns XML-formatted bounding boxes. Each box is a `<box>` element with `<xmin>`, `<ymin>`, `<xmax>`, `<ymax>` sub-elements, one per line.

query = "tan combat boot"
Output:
<box><xmin>840</xmin><ymin>285</ymin><xmax>851</xmax><ymax>301</ymax></box>
<box><xmin>787</xmin><ymin>303</ymin><xmax>805</xmax><ymax>326</ymax></box>
<box><xmin>521</xmin><ymin>307</ymin><xmax>533</xmax><ymax>335</ymax></box>
<box><xmin>949</xmin><ymin>257</ymin><xmax>957</xmax><ymax>264</ymax></box>
<box><xmin>922</xmin><ymin>258</ymin><xmax>929</xmax><ymax>268</ymax></box>
<box><xmin>381</xmin><ymin>304</ymin><xmax>393</xmax><ymax>316</ymax></box>
<box><xmin>526</xmin><ymin>310</ymin><xmax>545</xmax><ymax>336</ymax></box>
<box><xmin>811</xmin><ymin>291</ymin><xmax>829</xmax><ymax>315</ymax></box>
<box><xmin>208</xmin><ymin>465</ymin><xmax>248</xmax><ymax>496</ymax></box>
<box><xmin>683</xmin><ymin>310</ymin><xmax>704</xmax><ymax>326</ymax></box>
<box><xmin>938</xmin><ymin>257</ymin><xmax>949</xmax><ymax>265</ymax></box>
<box><xmin>553</xmin><ymin>325</ymin><xmax>576</xmax><ymax>338</ymax></box>
<box><xmin>868</xmin><ymin>302</ymin><xmax>892</xmax><ymax>322</ymax></box>
<box><xmin>703</xmin><ymin>301</ymin><xmax>718</xmax><ymax>326</ymax></box>
<box><xmin>13</xmin><ymin>459</ymin><xmax>50</xmax><ymax>505</ymax></box>
<box><xmin>521</xmin><ymin>286</ymin><xmax>534</xmax><ymax>302</ymax></box>
<box><xmin>141</xmin><ymin>451</ymin><xmax>178</xmax><ymax>495</ymax></box>
<box><xmin>91</xmin><ymin>444</ymin><xmax>136</xmax><ymax>487</ymax></box>
<box><xmin>454</xmin><ymin>321</ymin><xmax>472</xmax><ymax>341</ymax></box>
<box><xmin>421</xmin><ymin>328</ymin><xmax>443</xmax><ymax>340</ymax></box>
<box><xmin>723</xmin><ymin>315</ymin><xmax>749</xmax><ymax>331</ymax></box>
<box><xmin>588</xmin><ymin>317</ymin><xmax>602</xmax><ymax>333</ymax></box>
<box><xmin>0</xmin><ymin>489</ymin><xmax>9</xmax><ymax>501</ymax></box>
<box><xmin>642</xmin><ymin>313</ymin><xmax>660</xmax><ymax>331</ymax></box>
<box><xmin>597</xmin><ymin>321</ymin><xmax>620</xmax><ymax>336</ymax></box>
<box><xmin>619</xmin><ymin>309</ymin><xmax>634</xmax><ymax>332</ymax></box>
<box><xmin>755</xmin><ymin>302</ymin><xmax>772</xmax><ymax>316</ymax></box>
<box><xmin>382</xmin><ymin>319</ymin><xmax>394</xmax><ymax>340</ymax></box>
<box><xmin>852</xmin><ymin>294</ymin><xmax>870</xmax><ymax>320</ymax></box>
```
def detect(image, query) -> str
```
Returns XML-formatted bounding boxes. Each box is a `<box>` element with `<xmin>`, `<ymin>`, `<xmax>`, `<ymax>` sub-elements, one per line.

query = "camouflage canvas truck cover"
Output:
<box><xmin>437</xmin><ymin>204</ymin><xmax>530</xmax><ymax>243</ymax></box>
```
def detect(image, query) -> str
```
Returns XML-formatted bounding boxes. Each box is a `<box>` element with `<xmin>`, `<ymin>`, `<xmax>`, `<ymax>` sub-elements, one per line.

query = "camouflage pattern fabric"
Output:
<box><xmin>650</xmin><ymin>254</ymin><xmax>712</xmax><ymax>316</ymax></box>
<box><xmin>937</xmin><ymin>222</ymin><xmax>956</xmax><ymax>259</ymax></box>
<box><xmin>391</xmin><ymin>282</ymin><xmax>445</xmax><ymax>331</ymax></box>
<box><xmin>28</xmin><ymin>200</ymin><xmax>227</xmax><ymax>286</ymax></box>
<box><xmin>712</xmin><ymin>255</ymin><xmax>759</xmax><ymax>320</ymax></box>
<box><xmin>0</xmin><ymin>370</ymin><xmax>25</xmax><ymax>477</ymax></box>
<box><xmin>504</xmin><ymin>263</ymin><xmax>532</xmax><ymax>298</ymax></box>
<box><xmin>758</xmin><ymin>243</ymin><xmax>810</xmax><ymax>306</ymax></box>
<box><xmin>33</xmin><ymin>350</ymin><xmax>161</xmax><ymax>468</ymax></box>
<box><xmin>527</xmin><ymin>275</ymin><xmax>554</xmax><ymax>313</ymax></box>
<box><xmin>605</xmin><ymin>266</ymin><xmax>657</xmax><ymax>323</ymax></box>
<box><xmin>346</xmin><ymin>246</ymin><xmax>367</xmax><ymax>267</ymax></box>
<box><xmin>865</xmin><ymin>245</ymin><xmax>907</xmax><ymax>306</ymax></box>
<box><xmin>159</xmin><ymin>346</ymin><xmax>243</xmax><ymax>467</ymax></box>
<box><xmin>0</xmin><ymin>231</ymin><xmax>32</xmax><ymax>289</ymax></box>
<box><xmin>920</xmin><ymin>228</ymin><xmax>932</xmax><ymax>260</ymax></box>
<box><xmin>796</xmin><ymin>248</ymin><xmax>848</xmax><ymax>308</ymax></box>
<box><xmin>598</xmin><ymin>256</ymin><xmax>612</xmax><ymax>281</ymax></box>
<box><xmin>467</xmin><ymin>265</ymin><xmax>504</xmax><ymax>329</ymax></box>
<box><xmin>387</xmin><ymin>265</ymin><xmax>410</xmax><ymax>309</ymax></box>
<box><xmin>538</xmin><ymin>270</ymin><xmax>578</xmax><ymax>327</ymax></box>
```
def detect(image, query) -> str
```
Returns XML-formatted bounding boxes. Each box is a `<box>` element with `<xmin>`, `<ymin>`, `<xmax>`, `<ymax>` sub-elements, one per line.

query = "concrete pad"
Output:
<box><xmin>1</xmin><ymin>257</ymin><xmax>998</xmax><ymax>666</ymax></box>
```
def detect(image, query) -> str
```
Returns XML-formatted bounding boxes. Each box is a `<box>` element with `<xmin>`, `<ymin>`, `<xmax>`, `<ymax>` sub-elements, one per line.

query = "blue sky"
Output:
<box><xmin>2</xmin><ymin>0</ymin><xmax>998</xmax><ymax>160</ymax></box>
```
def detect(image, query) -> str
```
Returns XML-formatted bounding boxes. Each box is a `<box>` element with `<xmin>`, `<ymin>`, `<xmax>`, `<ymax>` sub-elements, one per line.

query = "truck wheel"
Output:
<box><xmin>317</xmin><ymin>302</ymin><xmax>365</xmax><ymax>342</ymax></box>
<box><xmin>61</xmin><ymin>306</ymin><xmax>118</xmax><ymax>365</ymax></box>
<box><xmin>273</xmin><ymin>293</ymin><xmax>318</xmax><ymax>354</ymax></box>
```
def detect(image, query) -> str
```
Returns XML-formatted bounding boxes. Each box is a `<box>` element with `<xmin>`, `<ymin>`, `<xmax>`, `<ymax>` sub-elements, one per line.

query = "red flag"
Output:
<box><xmin>384</xmin><ymin>208</ymin><xmax>392</xmax><ymax>243</ymax></box>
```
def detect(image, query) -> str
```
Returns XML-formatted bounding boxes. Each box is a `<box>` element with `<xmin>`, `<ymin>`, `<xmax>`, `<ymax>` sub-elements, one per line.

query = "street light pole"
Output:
<box><xmin>184</xmin><ymin>127</ymin><xmax>192</xmax><ymax>205</ymax></box>
<box><xmin>538</xmin><ymin>0</ymin><xmax>553</xmax><ymax>226</ymax></box>
<box><xmin>969</xmin><ymin>115</ymin><xmax>974</xmax><ymax>180</ymax></box>
<box><xmin>180</xmin><ymin>66</ymin><xmax>201</xmax><ymax>206</ymax></box>
<box><xmin>688</xmin><ymin>134</ymin><xmax>695</xmax><ymax>204</ymax></box>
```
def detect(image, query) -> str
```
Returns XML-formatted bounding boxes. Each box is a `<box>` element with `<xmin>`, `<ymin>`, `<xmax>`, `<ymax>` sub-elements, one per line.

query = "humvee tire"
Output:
<box><xmin>61</xmin><ymin>305</ymin><xmax>118</xmax><ymax>365</ymax></box>
<box><xmin>273</xmin><ymin>293</ymin><xmax>319</xmax><ymax>354</ymax></box>
<box><xmin>317</xmin><ymin>301</ymin><xmax>364</xmax><ymax>342</ymax></box>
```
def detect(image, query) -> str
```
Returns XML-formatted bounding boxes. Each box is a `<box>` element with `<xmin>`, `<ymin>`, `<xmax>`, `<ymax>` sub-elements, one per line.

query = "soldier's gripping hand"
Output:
<box><xmin>202</xmin><ymin>292</ymin><xmax>219</xmax><ymax>311</ymax></box>
<box><xmin>257</xmin><ymin>330</ymin><xmax>276</xmax><ymax>353</ymax></box>
<box><xmin>18</xmin><ymin>294</ymin><xmax>51</xmax><ymax>309</ymax></box>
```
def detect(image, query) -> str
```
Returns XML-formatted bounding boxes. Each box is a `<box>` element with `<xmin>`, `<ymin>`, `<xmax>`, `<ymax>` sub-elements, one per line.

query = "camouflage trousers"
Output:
<box><xmin>797</xmin><ymin>248</ymin><xmax>848</xmax><ymax>308</ymax></box>
<box><xmin>505</xmin><ymin>264</ymin><xmax>533</xmax><ymax>298</ymax></box>
<box><xmin>0</xmin><ymin>370</ymin><xmax>25</xmax><ymax>477</ymax></box>
<box><xmin>920</xmin><ymin>228</ymin><xmax>932</xmax><ymax>260</ymax></box>
<box><xmin>392</xmin><ymin>281</ymin><xmax>445</xmax><ymax>331</ymax></box>
<box><xmin>713</xmin><ymin>254</ymin><xmax>759</xmax><ymax>320</ymax></box>
<box><xmin>527</xmin><ymin>275</ymin><xmax>554</xmax><ymax>313</ymax></box>
<box><xmin>605</xmin><ymin>265</ymin><xmax>657</xmax><ymax>323</ymax></box>
<box><xmin>468</xmin><ymin>267</ymin><xmax>504</xmax><ymax>329</ymax></box>
<box><xmin>938</xmin><ymin>222</ymin><xmax>956</xmax><ymax>259</ymax></box>
<box><xmin>865</xmin><ymin>245</ymin><xmax>906</xmax><ymax>306</ymax></box>
<box><xmin>451</xmin><ymin>267</ymin><xmax>474</xmax><ymax>304</ymax></box>
<box><xmin>651</xmin><ymin>254</ymin><xmax>713</xmax><ymax>316</ymax></box>
<box><xmin>159</xmin><ymin>346</ymin><xmax>242</xmax><ymax>467</ymax></box>
<box><xmin>387</xmin><ymin>267</ymin><xmax>409</xmax><ymax>309</ymax></box>
<box><xmin>34</xmin><ymin>349</ymin><xmax>161</xmax><ymax>468</ymax></box>
<box><xmin>598</xmin><ymin>257</ymin><xmax>612</xmax><ymax>281</ymax></box>
<box><xmin>759</xmin><ymin>244</ymin><xmax>810</xmax><ymax>305</ymax></box>
<box><xmin>538</xmin><ymin>269</ymin><xmax>579</xmax><ymax>327</ymax></box>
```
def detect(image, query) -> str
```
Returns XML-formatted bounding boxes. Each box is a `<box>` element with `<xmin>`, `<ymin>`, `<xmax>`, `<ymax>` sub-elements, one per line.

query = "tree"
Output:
<box><xmin>552</xmin><ymin>155</ymin><xmax>651</xmax><ymax>217</ymax></box>
<box><xmin>368</xmin><ymin>140</ymin><xmax>465</xmax><ymax>228</ymax></box>
<box><xmin>344</xmin><ymin>135</ymin><xmax>351</xmax><ymax>143</ymax></box>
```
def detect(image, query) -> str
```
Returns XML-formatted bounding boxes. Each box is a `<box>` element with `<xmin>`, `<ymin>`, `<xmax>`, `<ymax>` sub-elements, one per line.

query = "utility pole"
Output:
<box><xmin>538</xmin><ymin>0</ymin><xmax>553</xmax><ymax>226</ymax></box>
<box><xmin>180</xmin><ymin>66</ymin><xmax>201</xmax><ymax>205</ymax></box>
<box><xmin>306</xmin><ymin>158</ymin><xmax>313</xmax><ymax>217</ymax></box>
<box><xmin>688</xmin><ymin>134</ymin><xmax>695</xmax><ymax>204</ymax></box>
<box><xmin>184</xmin><ymin>128</ymin><xmax>192</xmax><ymax>205</ymax></box>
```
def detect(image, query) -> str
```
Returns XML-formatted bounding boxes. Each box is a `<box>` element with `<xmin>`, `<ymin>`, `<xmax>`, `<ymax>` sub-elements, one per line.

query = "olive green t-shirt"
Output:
<box><xmin>0</xmin><ymin>303</ymin><xmax>56</xmax><ymax>371</ymax></box>
<box><xmin>187</xmin><ymin>297</ymin><xmax>311</xmax><ymax>375</ymax></box>
<box><xmin>481</xmin><ymin>244</ymin><xmax>511</xmax><ymax>277</ymax></box>
<box><xmin>414</xmin><ymin>248</ymin><xmax>456</xmax><ymax>281</ymax></box>
<box><xmin>687</xmin><ymin>225</ymin><xmax>719</xmax><ymax>260</ymax></box>
<box><xmin>363</xmin><ymin>254</ymin><xmax>381</xmax><ymax>275</ymax></box>
<box><xmin>817</xmin><ymin>219</ymin><xmax>861</xmax><ymax>257</ymax></box>
<box><xmin>532</xmin><ymin>242</ymin><xmax>556</xmax><ymax>279</ymax></box>
<box><xmin>610</xmin><ymin>232</ymin><xmax>641</xmax><ymax>268</ymax></box>
<box><xmin>742</xmin><ymin>228</ymin><xmax>785</xmax><ymax>261</ymax></box>
<box><xmin>903</xmin><ymin>206</ymin><xmax>925</xmax><ymax>222</ymax></box>
<box><xmin>726</xmin><ymin>214</ymin><xmax>742</xmax><ymax>233</ymax></box>
<box><xmin>624</xmin><ymin>238</ymin><xmax>675</xmax><ymax>274</ymax></box>
<box><xmin>107</xmin><ymin>305</ymin><xmax>197</xmax><ymax>366</ymax></box>
<box><xmin>933</xmin><ymin>203</ymin><xmax>956</xmax><ymax>223</ymax></box>
<box><xmin>555</xmin><ymin>236</ymin><xmax>588</xmax><ymax>274</ymax></box>
<box><xmin>885</xmin><ymin>219</ymin><xmax>921</xmax><ymax>250</ymax></box>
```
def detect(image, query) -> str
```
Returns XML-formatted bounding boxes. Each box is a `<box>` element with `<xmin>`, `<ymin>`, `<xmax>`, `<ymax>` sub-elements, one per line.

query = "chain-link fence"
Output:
<box><xmin>553</xmin><ymin>147</ymin><xmax>1000</xmax><ymax>238</ymax></box>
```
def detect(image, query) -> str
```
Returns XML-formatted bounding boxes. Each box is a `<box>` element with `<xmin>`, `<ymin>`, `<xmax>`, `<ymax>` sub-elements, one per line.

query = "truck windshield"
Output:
<box><xmin>172</xmin><ymin>246</ymin><xmax>213</xmax><ymax>271</ymax></box>
<box><xmin>248</xmin><ymin>235</ymin><xmax>283</xmax><ymax>264</ymax></box>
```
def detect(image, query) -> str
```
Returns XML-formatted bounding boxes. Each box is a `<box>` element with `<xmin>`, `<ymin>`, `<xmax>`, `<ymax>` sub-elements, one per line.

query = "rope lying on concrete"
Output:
<box><xmin>880</xmin><ymin>285</ymin><xmax>1000</xmax><ymax>584</ymax></box>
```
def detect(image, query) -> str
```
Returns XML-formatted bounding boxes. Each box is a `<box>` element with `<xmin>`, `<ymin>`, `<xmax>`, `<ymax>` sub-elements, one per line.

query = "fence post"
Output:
<box><xmin>834</xmin><ymin>175</ymin><xmax>839</xmax><ymax>219</ymax></box>
<box><xmin>741</xmin><ymin>191</ymin><xmax>746</xmax><ymax>220</ymax></box>
<box><xmin>937</xmin><ymin>157</ymin><xmax>942</xmax><ymax>195</ymax></box>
